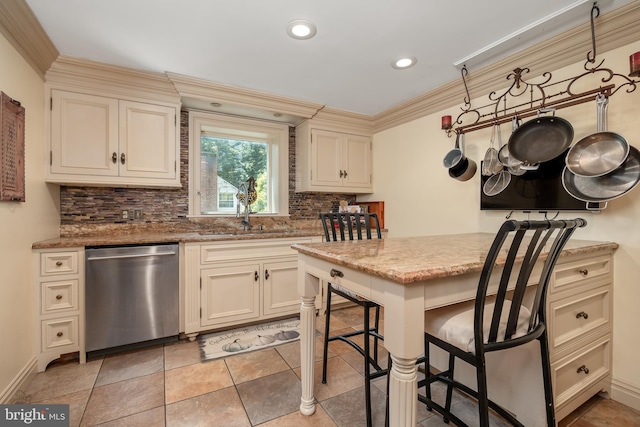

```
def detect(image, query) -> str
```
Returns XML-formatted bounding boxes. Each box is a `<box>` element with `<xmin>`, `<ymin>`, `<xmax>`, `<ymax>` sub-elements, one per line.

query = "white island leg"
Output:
<box><xmin>299</xmin><ymin>294</ymin><xmax>317</xmax><ymax>415</ymax></box>
<box><xmin>388</xmin><ymin>354</ymin><xmax>418</xmax><ymax>427</ymax></box>
<box><xmin>380</xmin><ymin>279</ymin><xmax>425</xmax><ymax>427</ymax></box>
<box><xmin>297</xmin><ymin>256</ymin><xmax>319</xmax><ymax>416</ymax></box>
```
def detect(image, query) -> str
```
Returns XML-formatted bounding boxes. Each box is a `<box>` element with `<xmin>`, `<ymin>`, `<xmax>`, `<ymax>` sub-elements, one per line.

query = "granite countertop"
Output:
<box><xmin>32</xmin><ymin>229</ymin><xmax>323</xmax><ymax>249</ymax></box>
<box><xmin>292</xmin><ymin>233</ymin><xmax>619</xmax><ymax>284</ymax></box>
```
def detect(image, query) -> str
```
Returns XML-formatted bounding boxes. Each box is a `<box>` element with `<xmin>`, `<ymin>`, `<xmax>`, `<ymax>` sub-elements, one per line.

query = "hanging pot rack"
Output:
<box><xmin>443</xmin><ymin>2</ymin><xmax>639</xmax><ymax>138</ymax></box>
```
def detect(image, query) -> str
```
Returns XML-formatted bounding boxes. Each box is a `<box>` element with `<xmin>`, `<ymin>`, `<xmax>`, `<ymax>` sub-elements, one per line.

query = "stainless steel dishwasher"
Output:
<box><xmin>85</xmin><ymin>243</ymin><xmax>179</xmax><ymax>353</ymax></box>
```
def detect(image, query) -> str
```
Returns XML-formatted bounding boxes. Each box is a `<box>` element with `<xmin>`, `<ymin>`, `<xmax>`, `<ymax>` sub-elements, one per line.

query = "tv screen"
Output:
<box><xmin>480</xmin><ymin>149</ymin><xmax>589</xmax><ymax>211</ymax></box>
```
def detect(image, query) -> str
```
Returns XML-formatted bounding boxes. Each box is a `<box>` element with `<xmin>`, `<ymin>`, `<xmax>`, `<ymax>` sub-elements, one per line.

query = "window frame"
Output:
<box><xmin>188</xmin><ymin>111</ymin><xmax>289</xmax><ymax>217</ymax></box>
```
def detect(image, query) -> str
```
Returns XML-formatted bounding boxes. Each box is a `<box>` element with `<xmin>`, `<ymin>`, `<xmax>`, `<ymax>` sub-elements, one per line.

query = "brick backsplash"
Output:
<box><xmin>59</xmin><ymin>111</ymin><xmax>354</xmax><ymax>231</ymax></box>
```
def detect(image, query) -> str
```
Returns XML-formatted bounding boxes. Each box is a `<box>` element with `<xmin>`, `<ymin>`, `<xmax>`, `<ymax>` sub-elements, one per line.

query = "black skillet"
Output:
<box><xmin>508</xmin><ymin>108</ymin><xmax>574</xmax><ymax>167</ymax></box>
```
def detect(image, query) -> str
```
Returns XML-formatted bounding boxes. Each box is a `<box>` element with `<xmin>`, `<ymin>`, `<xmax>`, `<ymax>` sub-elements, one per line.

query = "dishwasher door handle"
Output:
<box><xmin>87</xmin><ymin>252</ymin><xmax>177</xmax><ymax>261</ymax></box>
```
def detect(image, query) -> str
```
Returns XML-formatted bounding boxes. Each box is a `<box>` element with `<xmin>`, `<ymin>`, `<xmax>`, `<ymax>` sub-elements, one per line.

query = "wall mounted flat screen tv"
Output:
<box><xmin>480</xmin><ymin>149</ymin><xmax>589</xmax><ymax>211</ymax></box>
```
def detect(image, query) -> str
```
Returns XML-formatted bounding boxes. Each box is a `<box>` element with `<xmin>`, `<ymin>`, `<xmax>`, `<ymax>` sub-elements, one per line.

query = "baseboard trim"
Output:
<box><xmin>610</xmin><ymin>377</ymin><xmax>640</xmax><ymax>412</ymax></box>
<box><xmin>0</xmin><ymin>357</ymin><xmax>38</xmax><ymax>404</ymax></box>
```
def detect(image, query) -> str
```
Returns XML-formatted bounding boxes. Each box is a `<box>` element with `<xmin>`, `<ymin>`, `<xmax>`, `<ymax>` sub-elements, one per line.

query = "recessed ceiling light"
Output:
<box><xmin>392</xmin><ymin>57</ymin><xmax>417</xmax><ymax>69</ymax></box>
<box><xmin>287</xmin><ymin>20</ymin><xmax>317</xmax><ymax>40</ymax></box>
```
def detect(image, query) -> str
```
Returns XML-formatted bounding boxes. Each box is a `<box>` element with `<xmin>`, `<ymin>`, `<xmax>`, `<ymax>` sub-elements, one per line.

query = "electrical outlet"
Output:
<box><xmin>121</xmin><ymin>209</ymin><xmax>130</xmax><ymax>220</ymax></box>
<box><xmin>133</xmin><ymin>209</ymin><xmax>142</xmax><ymax>220</ymax></box>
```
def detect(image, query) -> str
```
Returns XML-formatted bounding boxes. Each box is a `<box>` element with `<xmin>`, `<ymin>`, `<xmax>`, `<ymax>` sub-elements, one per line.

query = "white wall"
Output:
<box><xmin>369</xmin><ymin>40</ymin><xmax>640</xmax><ymax>409</ymax></box>
<box><xmin>0</xmin><ymin>34</ymin><xmax>60</xmax><ymax>400</ymax></box>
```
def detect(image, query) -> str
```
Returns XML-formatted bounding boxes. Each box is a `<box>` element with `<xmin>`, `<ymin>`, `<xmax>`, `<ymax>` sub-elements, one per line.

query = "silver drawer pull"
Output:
<box><xmin>55</xmin><ymin>261</ymin><xmax>63</xmax><ymax>267</ymax></box>
<box><xmin>576</xmin><ymin>311</ymin><xmax>589</xmax><ymax>320</ymax></box>
<box><xmin>330</xmin><ymin>269</ymin><xmax>344</xmax><ymax>278</ymax></box>
<box><xmin>577</xmin><ymin>365</ymin><xmax>590</xmax><ymax>375</ymax></box>
<box><xmin>579</xmin><ymin>269</ymin><xmax>589</xmax><ymax>276</ymax></box>
<box><xmin>56</xmin><ymin>332</ymin><xmax>63</xmax><ymax>337</ymax></box>
<box><xmin>55</xmin><ymin>294</ymin><xmax>63</xmax><ymax>300</ymax></box>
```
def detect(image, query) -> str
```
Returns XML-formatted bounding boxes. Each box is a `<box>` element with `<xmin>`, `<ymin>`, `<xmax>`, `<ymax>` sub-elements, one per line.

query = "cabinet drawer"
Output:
<box><xmin>552</xmin><ymin>335</ymin><xmax>611</xmax><ymax>409</ymax></box>
<box><xmin>549</xmin><ymin>283</ymin><xmax>611</xmax><ymax>353</ymax></box>
<box><xmin>40</xmin><ymin>252</ymin><xmax>79</xmax><ymax>276</ymax></box>
<box><xmin>41</xmin><ymin>316</ymin><xmax>79</xmax><ymax>351</ymax></box>
<box><xmin>553</xmin><ymin>255</ymin><xmax>611</xmax><ymax>294</ymax></box>
<box><xmin>41</xmin><ymin>279</ymin><xmax>79</xmax><ymax>315</ymax></box>
<box><xmin>201</xmin><ymin>238</ymin><xmax>312</xmax><ymax>264</ymax></box>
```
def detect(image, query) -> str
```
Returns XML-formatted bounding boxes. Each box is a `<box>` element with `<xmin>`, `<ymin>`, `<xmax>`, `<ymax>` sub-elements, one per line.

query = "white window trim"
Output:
<box><xmin>188</xmin><ymin>111</ymin><xmax>289</xmax><ymax>217</ymax></box>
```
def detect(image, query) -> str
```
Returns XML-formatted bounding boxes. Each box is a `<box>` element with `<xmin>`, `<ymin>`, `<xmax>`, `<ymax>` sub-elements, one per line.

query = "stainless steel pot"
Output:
<box><xmin>443</xmin><ymin>133</ymin><xmax>463</xmax><ymax>168</ymax></box>
<box><xmin>447</xmin><ymin>134</ymin><xmax>477</xmax><ymax>181</ymax></box>
<box><xmin>562</xmin><ymin>145</ymin><xmax>640</xmax><ymax>204</ymax></box>
<box><xmin>508</xmin><ymin>108</ymin><xmax>574</xmax><ymax>167</ymax></box>
<box><xmin>565</xmin><ymin>95</ymin><xmax>629</xmax><ymax>177</ymax></box>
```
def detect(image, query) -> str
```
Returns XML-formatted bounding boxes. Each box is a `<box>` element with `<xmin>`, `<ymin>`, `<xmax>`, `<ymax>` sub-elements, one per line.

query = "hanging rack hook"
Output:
<box><xmin>587</xmin><ymin>2</ymin><xmax>600</xmax><ymax>63</ymax></box>
<box><xmin>461</xmin><ymin>65</ymin><xmax>471</xmax><ymax>109</ymax></box>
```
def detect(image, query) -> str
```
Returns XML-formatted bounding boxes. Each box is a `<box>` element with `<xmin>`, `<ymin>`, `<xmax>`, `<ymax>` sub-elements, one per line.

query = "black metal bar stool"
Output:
<box><xmin>417</xmin><ymin>218</ymin><xmax>586</xmax><ymax>426</ymax></box>
<box><xmin>319</xmin><ymin>211</ymin><xmax>386</xmax><ymax>427</ymax></box>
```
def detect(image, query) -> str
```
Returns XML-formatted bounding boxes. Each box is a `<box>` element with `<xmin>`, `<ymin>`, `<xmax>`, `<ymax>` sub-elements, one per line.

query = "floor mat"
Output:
<box><xmin>198</xmin><ymin>317</ymin><xmax>300</xmax><ymax>361</ymax></box>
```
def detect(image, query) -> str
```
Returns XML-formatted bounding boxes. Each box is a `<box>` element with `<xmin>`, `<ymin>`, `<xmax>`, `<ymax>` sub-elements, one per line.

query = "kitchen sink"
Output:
<box><xmin>197</xmin><ymin>230</ymin><xmax>299</xmax><ymax>237</ymax></box>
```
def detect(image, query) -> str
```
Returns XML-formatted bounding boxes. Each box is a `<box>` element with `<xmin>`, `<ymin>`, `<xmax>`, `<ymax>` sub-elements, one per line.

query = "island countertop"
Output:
<box><xmin>292</xmin><ymin>233</ymin><xmax>618</xmax><ymax>284</ymax></box>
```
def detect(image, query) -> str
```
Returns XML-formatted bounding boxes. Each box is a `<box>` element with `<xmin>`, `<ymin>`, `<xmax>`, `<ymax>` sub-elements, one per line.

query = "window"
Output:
<box><xmin>189</xmin><ymin>111</ymin><xmax>289</xmax><ymax>217</ymax></box>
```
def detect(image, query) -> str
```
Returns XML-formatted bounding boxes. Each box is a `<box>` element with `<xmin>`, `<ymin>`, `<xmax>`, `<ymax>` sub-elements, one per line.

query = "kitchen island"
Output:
<box><xmin>292</xmin><ymin>233</ymin><xmax>618</xmax><ymax>426</ymax></box>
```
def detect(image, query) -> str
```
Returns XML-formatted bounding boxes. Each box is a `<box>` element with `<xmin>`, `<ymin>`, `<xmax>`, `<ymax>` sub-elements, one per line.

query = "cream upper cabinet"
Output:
<box><xmin>47</xmin><ymin>90</ymin><xmax>180</xmax><ymax>188</ymax></box>
<box><xmin>296</xmin><ymin>120</ymin><xmax>373</xmax><ymax>193</ymax></box>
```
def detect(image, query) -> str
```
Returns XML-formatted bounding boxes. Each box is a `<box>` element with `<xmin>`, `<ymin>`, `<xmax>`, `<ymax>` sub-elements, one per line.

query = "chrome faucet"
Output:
<box><xmin>236</xmin><ymin>177</ymin><xmax>257</xmax><ymax>231</ymax></box>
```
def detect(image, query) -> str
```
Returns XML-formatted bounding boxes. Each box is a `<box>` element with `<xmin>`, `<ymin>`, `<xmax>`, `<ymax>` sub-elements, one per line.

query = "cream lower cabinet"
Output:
<box><xmin>47</xmin><ymin>89</ymin><xmax>180</xmax><ymax>188</ymax></box>
<box><xmin>184</xmin><ymin>237</ymin><xmax>321</xmax><ymax>339</ymax></box>
<box><xmin>548</xmin><ymin>252</ymin><xmax>613</xmax><ymax>421</ymax></box>
<box><xmin>33</xmin><ymin>247</ymin><xmax>86</xmax><ymax>372</ymax></box>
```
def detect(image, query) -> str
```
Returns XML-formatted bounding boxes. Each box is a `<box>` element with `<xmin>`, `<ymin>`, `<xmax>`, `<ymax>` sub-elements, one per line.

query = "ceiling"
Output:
<box><xmin>24</xmin><ymin>0</ymin><xmax>634</xmax><ymax>117</ymax></box>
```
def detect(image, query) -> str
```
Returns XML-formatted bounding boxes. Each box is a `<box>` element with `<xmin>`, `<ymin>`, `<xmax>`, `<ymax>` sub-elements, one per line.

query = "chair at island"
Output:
<box><xmin>319</xmin><ymin>211</ymin><xmax>385</xmax><ymax>427</ymax></box>
<box><xmin>418</xmin><ymin>218</ymin><xmax>586</xmax><ymax>427</ymax></box>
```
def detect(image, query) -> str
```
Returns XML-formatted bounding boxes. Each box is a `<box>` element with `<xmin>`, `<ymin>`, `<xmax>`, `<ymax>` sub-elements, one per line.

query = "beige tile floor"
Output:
<box><xmin>15</xmin><ymin>306</ymin><xmax>640</xmax><ymax>426</ymax></box>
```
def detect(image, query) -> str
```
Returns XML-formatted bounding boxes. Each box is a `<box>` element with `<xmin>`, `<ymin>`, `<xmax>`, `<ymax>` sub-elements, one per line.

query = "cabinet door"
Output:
<box><xmin>311</xmin><ymin>129</ymin><xmax>342</xmax><ymax>188</ymax></box>
<box><xmin>343</xmin><ymin>134</ymin><xmax>372</xmax><ymax>189</ymax></box>
<box><xmin>119</xmin><ymin>100</ymin><xmax>177</xmax><ymax>180</ymax></box>
<box><xmin>50</xmin><ymin>90</ymin><xmax>118</xmax><ymax>176</ymax></box>
<box><xmin>263</xmin><ymin>259</ymin><xmax>299</xmax><ymax>316</ymax></box>
<box><xmin>201</xmin><ymin>263</ymin><xmax>261</xmax><ymax>327</ymax></box>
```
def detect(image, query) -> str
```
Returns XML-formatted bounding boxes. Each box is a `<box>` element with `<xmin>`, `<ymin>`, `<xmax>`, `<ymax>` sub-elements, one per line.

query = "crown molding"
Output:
<box><xmin>46</xmin><ymin>56</ymin><xmax>180</xmax><ymax>104</ymax></box>
<box><xmin>307</xmin><ymin>107</ymin><xmax>374</xmax><ymax>135</ymax></box>
<box><xmin>372</xmin><ymin>1</ymin><xmax>640</xmax><ymax>133</ymax></box>
<box><xmin>167</xmin><ymin>72</ymin><xmax>324</xmax><ymax>119</ymax></box>
<box><xmin>0</xmin><ymin>0</ymin><xmax>58</xmax><ymax>80</ymax></box>
<box><xmin>4</xmin><ymin>0</ymin><xmax>638</xmax><ymax>130</ymax></box>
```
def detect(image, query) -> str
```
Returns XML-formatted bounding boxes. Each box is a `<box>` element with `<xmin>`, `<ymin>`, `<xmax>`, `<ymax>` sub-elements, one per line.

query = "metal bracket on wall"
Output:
<box><xmin>443</xmin><ymin>2</ymin><xmax>639</xmax><ymax>138</ymax></box>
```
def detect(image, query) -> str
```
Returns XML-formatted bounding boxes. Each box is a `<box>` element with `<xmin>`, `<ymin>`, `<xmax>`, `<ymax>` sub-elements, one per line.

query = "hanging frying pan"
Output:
<box><xmin>508</xmin><ymin>108</ymin><xmax>574</xmax><ymax>167</ymax></box>
<box><xmin>565</xmin><ymin>94</ymin><xmax>630</xmax><ymax>177</ymax></box>
<box><xmin>562</xmin><ymin>145</ymin><xmax>640</xmax><ymax>204</ymax></box>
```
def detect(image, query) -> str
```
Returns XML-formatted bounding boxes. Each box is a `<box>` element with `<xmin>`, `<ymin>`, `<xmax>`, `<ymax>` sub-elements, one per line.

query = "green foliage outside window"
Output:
<box><xmin>201</xmin><ymin>136</ymin><xmax>269</xmax><ymax>212</ymax></box>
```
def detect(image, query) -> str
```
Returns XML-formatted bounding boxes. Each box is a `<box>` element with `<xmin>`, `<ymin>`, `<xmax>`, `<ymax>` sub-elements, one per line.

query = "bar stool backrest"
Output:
<box><xmin>475</xmin><ymin>218</ymin><xmax>587</xmax><ymax>355</ymax></box>
<box><xmin>319</xmin><ymin>212</ymin><xmax>382</xmax><ymax>242</ymax></box>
